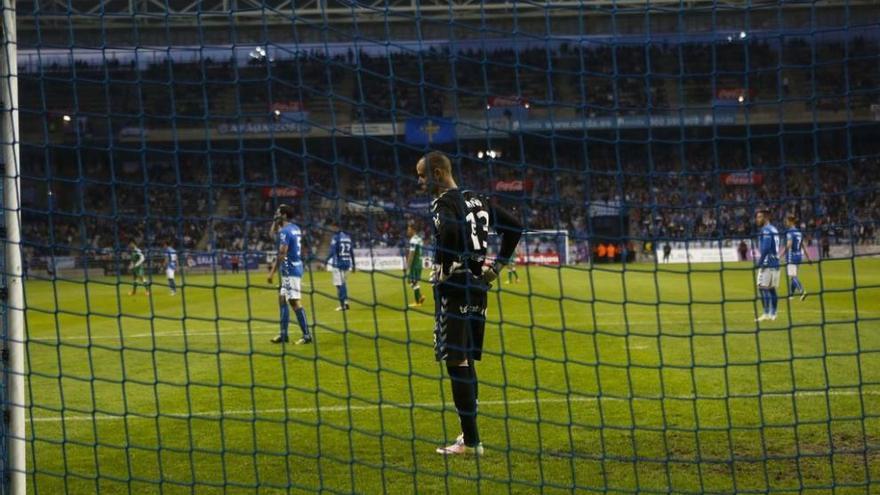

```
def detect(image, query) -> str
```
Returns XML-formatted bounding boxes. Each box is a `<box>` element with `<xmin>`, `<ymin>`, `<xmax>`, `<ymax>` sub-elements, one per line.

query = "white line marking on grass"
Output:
<box><xmin>27</xmin><ymin>388</ymin><xmax>879</xmax><ymax>424</ymax></box>
<box><xmin>27</xmin><ymin>307</ymin><xmax>877</xmax><ymax>343</ymax></box>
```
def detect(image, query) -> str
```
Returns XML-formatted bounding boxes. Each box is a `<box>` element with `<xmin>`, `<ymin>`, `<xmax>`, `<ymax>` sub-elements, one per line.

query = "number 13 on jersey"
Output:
<box><xmin>466</xmin><ymin>210</ymin><xmax>489</xmax><ymax>250</ymax></box>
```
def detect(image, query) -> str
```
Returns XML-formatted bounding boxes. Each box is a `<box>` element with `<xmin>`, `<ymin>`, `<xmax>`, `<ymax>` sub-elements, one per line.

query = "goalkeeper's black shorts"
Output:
<box><xmin>433</xmin><ymin>276</ymin><xmax>488</xmax><ymax>362</ymax></box>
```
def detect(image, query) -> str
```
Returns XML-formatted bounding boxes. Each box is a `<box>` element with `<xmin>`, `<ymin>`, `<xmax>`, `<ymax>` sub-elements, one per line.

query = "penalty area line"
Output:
<box><xmin>27</xmin><ymin>388</ymin><xmax>877</xmax><ymax>423</ymax></box>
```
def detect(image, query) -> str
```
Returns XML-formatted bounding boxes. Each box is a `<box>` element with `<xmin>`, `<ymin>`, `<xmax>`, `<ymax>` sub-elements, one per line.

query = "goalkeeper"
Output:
<box><xmin>416</xmin><ymin>151</ymin><xmax>522</xmax><ymax>456</ymax></box>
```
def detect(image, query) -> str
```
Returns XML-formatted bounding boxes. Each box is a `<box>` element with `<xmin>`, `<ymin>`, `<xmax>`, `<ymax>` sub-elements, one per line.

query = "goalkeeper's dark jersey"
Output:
<box><xmin>430</xmin><ymin>189</ymin><xmax>522</xmax><ymax>283</ymax></box>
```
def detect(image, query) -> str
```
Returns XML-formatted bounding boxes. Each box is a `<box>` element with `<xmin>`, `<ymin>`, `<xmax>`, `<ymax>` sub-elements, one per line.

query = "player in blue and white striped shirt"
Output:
<box><xmin>779</xmin><ymin>213</ymin><xmax>813</xmax><ymax>301</ymax></box>
<box><xmin>326</xmin><ymin>225</ymin><xmax>355</xmax><ymax>311</ymax></box>
<box><xmin>755</xmin><ymin>209</ymin><xmax>781</xmax><ymax>322</ymax></box>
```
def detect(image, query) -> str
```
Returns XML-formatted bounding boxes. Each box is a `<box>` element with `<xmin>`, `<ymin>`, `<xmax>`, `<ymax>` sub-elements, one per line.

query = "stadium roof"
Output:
<box><xmin>14</xmin><ymin>1</ymin><xmax>878</xmax><ymax>50</ymax></box>
<box><xmin>16</xmin><ymin>0</ymin><xmax>874</xmax><ymax>30</ymax></box>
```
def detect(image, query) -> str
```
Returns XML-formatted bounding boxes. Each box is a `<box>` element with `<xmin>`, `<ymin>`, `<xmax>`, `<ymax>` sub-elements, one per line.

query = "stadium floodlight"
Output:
<box><xmin>249</xmin><ymin>45</ymin><xmax>269</xmax><ymax>61</ymax></box>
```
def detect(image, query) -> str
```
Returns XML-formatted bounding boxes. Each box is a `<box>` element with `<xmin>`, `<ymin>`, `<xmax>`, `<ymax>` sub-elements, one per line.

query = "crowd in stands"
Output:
<box><xmin>19</xmin><ymin>125</ymin><xmax>879</xmax><ymax>271</ymax></box>
<box><xmin>16</xmin><ymin>32</ymin><xmax>879</xmax><ymax>268</ymax></box>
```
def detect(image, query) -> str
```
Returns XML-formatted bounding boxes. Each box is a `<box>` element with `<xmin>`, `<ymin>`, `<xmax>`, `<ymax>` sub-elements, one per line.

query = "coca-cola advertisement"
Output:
<box><xmin>492</xmin><ymin>179</ymin><xmax>534</xmax><ymax>193</ymax></box>
<box><xmin>721</xmin><ymin>171</ymin><xmax>764</xmax><ymax>186</ymax></box>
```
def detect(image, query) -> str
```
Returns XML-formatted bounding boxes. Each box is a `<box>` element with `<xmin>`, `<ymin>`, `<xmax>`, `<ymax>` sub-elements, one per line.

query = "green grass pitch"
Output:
<box><xmin>22</xmin><ymin>258</ymin><xmax>880</xmax><ymax>494</ymax></box>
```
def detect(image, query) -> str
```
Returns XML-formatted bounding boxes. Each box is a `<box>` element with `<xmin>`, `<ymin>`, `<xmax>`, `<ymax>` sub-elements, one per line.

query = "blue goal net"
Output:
<box><xmin>4</xmin><ymin>1</ymin><xmax>880</xmax><ymax>493</ymax></box>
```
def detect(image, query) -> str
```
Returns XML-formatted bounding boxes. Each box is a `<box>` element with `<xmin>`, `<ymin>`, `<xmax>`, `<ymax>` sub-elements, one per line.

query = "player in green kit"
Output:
<box><xmin>128</xmin><ymin>240</ymin><xmax>150</xmax><ymax>296</ymax></box>
<box><xmin>506</xmin><ymin>263</ymin><xmax>519</xmax><ymax>284</ymax></box>
<box><xmin>406</xmin><ymin>222</ymin><xmax>427</xmax><ymax>307</ymax></box>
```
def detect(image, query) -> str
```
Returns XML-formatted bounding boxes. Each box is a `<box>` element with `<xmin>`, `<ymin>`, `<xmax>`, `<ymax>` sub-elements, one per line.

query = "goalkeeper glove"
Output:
<box><xmin>481</xmin><ymin>261</ymin><xmax>505</xmax><ymax>285</ymax></box>
<box><xmin>430</xmin><ymin>261</ymin><xmax>462</xmax><ymax>285</ymax></box>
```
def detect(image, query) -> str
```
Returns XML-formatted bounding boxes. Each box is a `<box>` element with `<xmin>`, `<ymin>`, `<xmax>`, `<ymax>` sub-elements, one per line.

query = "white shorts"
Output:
<box><xmin>331</xmin><ymin>268</ymin><xmax>347</xmax><ymax>286</ymax></box>
<box><xmin>787</xmin><ymin>264</ymin><xmax>799</xmax><ymax>277</ymax></box>
<box><xmin>165</xmin><ymin>268</ymin><xmax>175</xmax><ymax>279</ymax></box>
<box><xmin>757</xmin><ymin>268</ymin><xmax>780</xmax><ymax>289</ymax></box>
<box><xmin>280</xmin><ymin>276</ymin><xmax>302</xmax><ymax>300</ymax></box>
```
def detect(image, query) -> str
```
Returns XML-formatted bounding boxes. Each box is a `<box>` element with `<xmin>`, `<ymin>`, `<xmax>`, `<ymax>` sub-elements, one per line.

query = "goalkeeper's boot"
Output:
<box><xmin>436</xmin><ymin>434</ymin><xmax>483</xmax><ymax>456</ymax></box>
<box><xmin>270</xmin><ymin>335</ymin><xmax>289</xmax><ymax>344</ymax></box>
<box><xmin>295</xmin><ymin>336</ymin><xmax>313</xmax><ymax>345</ymax></box>
<box><xmin>755</xmin><ymin>314</ymin><xmax>772</xmax><ymax>323</ymax></box>
<box><xmin>800</xmin><ymin>291</ymin><xmax>808</xmax><ymax>301</ymax></box>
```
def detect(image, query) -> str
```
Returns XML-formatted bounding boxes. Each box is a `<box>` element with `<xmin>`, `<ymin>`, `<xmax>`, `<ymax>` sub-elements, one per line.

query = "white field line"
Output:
<box><xmin>27</xmin><ymin>388</ymin><xmax>879</xmax><ymax>424</ymax></box>
<box><xmin>26</xmin><ymin>309</ymin><xmax>876</xmax><ymax>343</ymax></box>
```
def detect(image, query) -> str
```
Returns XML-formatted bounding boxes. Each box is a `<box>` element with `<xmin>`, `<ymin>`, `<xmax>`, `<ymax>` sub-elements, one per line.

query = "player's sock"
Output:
<box><xmin>336</xmin><ymin>285</ymin><xmax>346</xmax><ymax>307</ymax></box>
<box><xmin>414</xmin><ymin>286</ymin><xmax>422</xmax><ymax>302</ymax></box>
<box><xmin>447</xmin><ymin>365</ymin><xmax>479</xmax><ymax>446</ymax></box>
<box><xmin>769</xmin><ymin>289</ymin><xmax>778</xmax><ymax>315</ymax></box>
<box><xmin>279</xmin><ymin>303</ymin><xmax>290</xmax><ymax>339</ymax></box>
<box><xmin>760</xmin><ymin>289</ymin><xmax>769</xmax><ymax>314</ymax></box>
<box><xmin>793</xmin><ymin>276</ymin><xmax>803</xmax><ymax>293</ymax></box>
<box><xmin>471</xmin><ymin>363</ymin><xmax>478</xmax><ymax>402</ymax></box>
<box><xmin>168</xmin><ymin>278</ymin><xmax>176</xmax><ymax>292</ymax></box>
<box><xmin>295</xmin><ymin>307</ymin><xmax>310</xmax><ymax>339</ymax></box>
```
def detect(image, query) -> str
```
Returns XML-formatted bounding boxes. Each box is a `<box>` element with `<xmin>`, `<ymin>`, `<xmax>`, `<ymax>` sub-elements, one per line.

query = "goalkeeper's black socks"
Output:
<box><xmin>414</xmin><ymin>287</ymin><xmax>422</xmax><ymax>302</ymax></box>
<box><xmin>469</xmin><ymin>360</ymin><xmax>478</xmax><ymax>402</ymax></box>
<box><xmin>447</xmin><ymin>365</ymin><xmax>479</xmax><ymax>446</ymax></box>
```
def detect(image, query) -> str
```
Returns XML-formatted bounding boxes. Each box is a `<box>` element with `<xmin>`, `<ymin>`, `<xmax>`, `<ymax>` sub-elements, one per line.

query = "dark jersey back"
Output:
<box><xmin>432</xmin><ymin>188</ymin><xmax>523</xmax><ymax>285</ymax></box>
<box><xmin>431</xmin><ymin>189</ymin><xmax>491</xmax><ymax>278</ymax></box>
